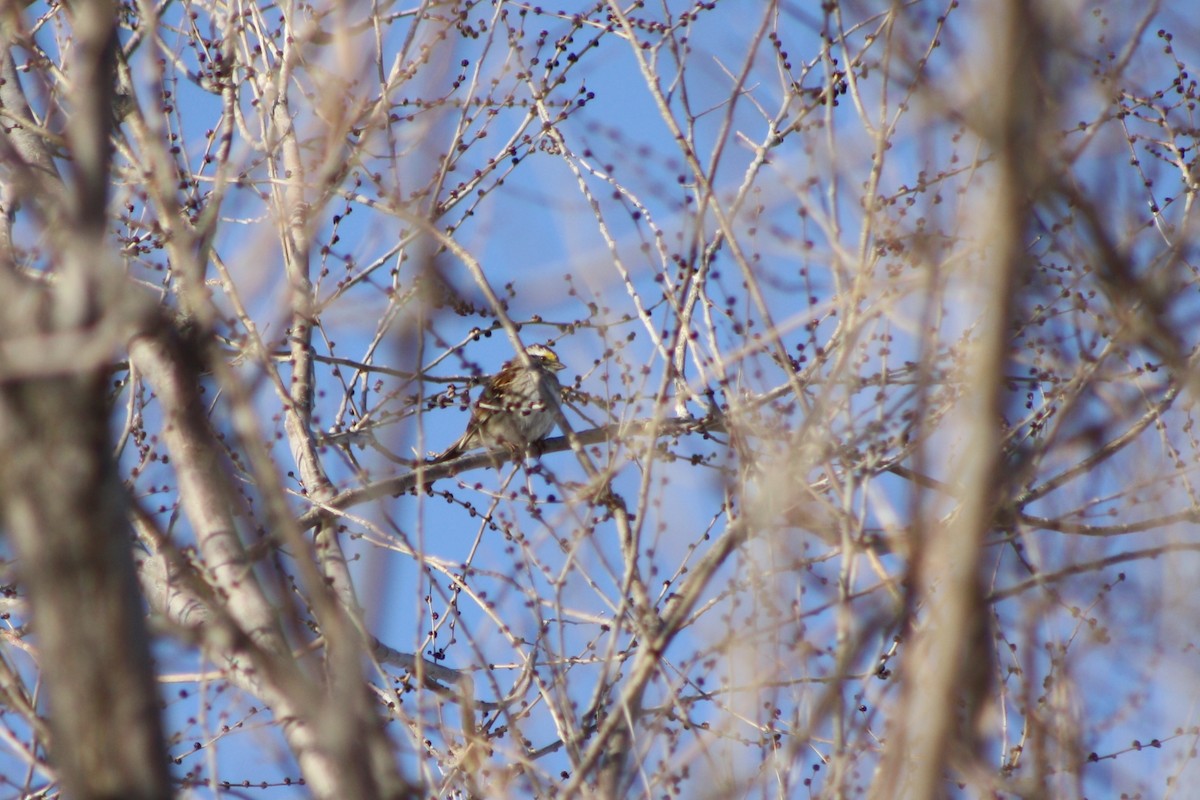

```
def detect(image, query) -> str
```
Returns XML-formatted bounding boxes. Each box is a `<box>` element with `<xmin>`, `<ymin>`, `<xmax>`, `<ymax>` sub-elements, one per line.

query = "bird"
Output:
<box><xmin>429</xmin><ymin>343</ymin><xmax>567</xmax><ymax>463</ymax></box>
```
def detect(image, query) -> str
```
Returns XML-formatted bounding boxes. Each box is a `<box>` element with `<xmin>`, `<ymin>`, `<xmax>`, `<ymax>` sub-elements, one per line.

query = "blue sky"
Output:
<box><xmin>2</xmin><ymin>1</ymin><xmax>1199</xmax><ymax>797</ymax></box>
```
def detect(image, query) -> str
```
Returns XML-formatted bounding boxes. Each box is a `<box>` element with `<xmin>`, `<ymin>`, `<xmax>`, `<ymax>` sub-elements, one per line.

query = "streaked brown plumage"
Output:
<box><xmin>430</xmin><ymin>343</ymin><xmax>566</xmax><ymax>462</ymax></box>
